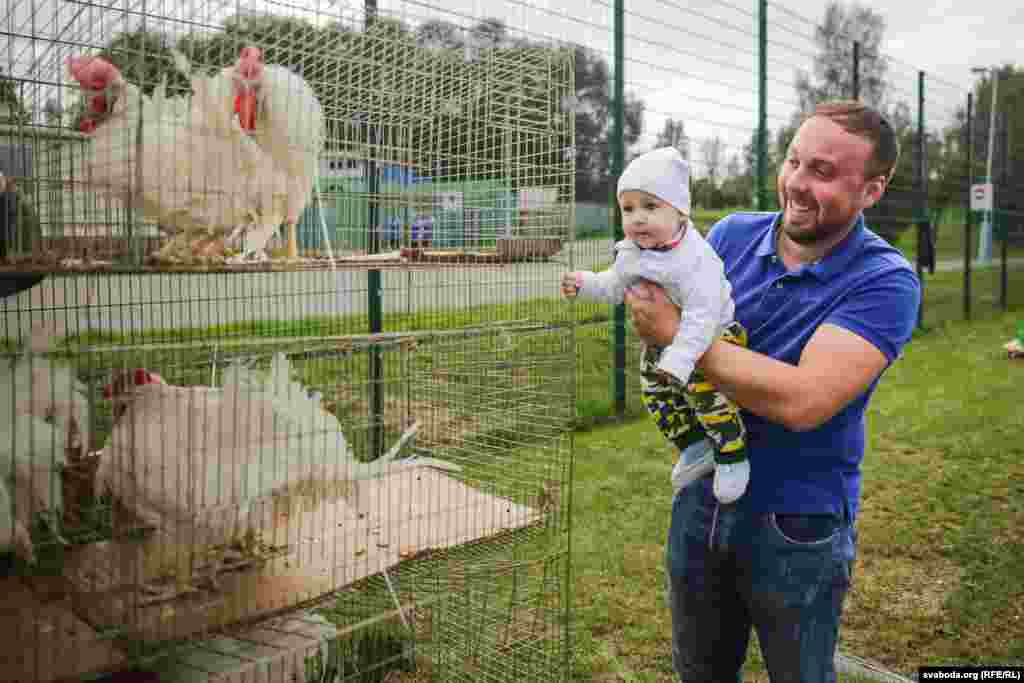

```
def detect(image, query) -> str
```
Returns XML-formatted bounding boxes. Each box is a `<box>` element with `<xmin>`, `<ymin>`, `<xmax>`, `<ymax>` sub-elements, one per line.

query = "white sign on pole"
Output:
<box><xmin>970</xmin><ymin>183</ymin><xmax>993</xmax><ymax>212</ymax></box>
<box><xmin>438</xmin><ymin>191</ymin><xmax>463</xmax><ymax>211</ymax></box>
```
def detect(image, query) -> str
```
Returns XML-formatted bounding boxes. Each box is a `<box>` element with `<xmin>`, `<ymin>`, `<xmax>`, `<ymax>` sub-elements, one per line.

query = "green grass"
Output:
<box><xmin>892</xmin><ymin>214</ymin><xmax>1024</xmax><ymax>265</ymax></box>
<box><xmin>692</xmin><ymin>206</ymin><xmax>743</xmax><ymax>230</ymax></box>
<box><xmin>918</xmin><ymin>255</ymin><xmax>1024</xmax><ymax>329</ymax></box>
<box><xmin>569</xmin><ymin>310</ymin><xmax>1024</xmax><ymax>680</ymax></box>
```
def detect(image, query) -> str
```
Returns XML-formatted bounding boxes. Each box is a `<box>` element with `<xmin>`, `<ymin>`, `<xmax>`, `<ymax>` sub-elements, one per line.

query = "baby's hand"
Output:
<box><xmin>561</xmin><ymin>272</ymin><xmax>581</xmax><ymax>298</ymax></box>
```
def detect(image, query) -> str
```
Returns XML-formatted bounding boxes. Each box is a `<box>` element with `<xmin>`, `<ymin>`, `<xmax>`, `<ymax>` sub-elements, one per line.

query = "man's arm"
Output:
<box><xmin>625</xmin><ymin>279</ymin><xmax>906</xmax><ymax>431</ymax></box>
<box><xmin>697</xmin><ymin>324</ymin><xmax>887</xmax><ymax>431</ymax></box>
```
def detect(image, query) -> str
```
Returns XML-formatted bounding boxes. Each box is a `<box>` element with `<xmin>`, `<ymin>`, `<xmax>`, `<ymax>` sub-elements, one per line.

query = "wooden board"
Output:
<box><xmin>61</xmin><ymin>466</ymin><xmax>540</xmax><ymax>646</ymax></box>
<box><xmin>0</xmin><ymin>576</ymin><xmax>126</xmax><ymax>682</ymax></box>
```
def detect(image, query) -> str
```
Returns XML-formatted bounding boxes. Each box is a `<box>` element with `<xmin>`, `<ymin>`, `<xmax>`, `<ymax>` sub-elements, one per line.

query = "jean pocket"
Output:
<box><xmin>769</xmin><ymin>513</ymin><xmax>840</xmax><ymax>546</ymax></box>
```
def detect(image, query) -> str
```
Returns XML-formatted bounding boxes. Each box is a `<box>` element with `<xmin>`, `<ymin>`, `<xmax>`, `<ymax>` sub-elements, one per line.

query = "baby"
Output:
<box><xmin>561</xmin><ymin>147</ymin><xmax>750</xmax><ymax>503</ymax></box>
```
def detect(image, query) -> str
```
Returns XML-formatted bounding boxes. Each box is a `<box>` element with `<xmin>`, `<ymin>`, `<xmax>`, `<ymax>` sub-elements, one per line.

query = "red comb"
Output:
<box><xmin>67</xmin><ymin>55</ymin><xmax>121</xmax><ymax>91</ymax></box>
<box><xmin>102</xmin><ymin>368</ymin><xmax>163</xmax><ymax>399</ymax></box>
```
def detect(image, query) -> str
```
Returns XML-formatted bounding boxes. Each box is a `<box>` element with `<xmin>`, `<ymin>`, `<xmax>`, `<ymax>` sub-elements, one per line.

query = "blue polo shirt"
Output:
<box><xmin>706</xmin><ymin>211</ymin><xmax>920</xmax><ymax>518</ymax></box>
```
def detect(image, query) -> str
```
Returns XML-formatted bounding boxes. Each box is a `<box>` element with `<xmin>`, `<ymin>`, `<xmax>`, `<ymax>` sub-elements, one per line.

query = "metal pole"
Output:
<box><xmin>1001</xmin><ymin>219</ymin><xmax>1008</xmax><ymax>310</ymax></box>
<box><xmin>977</xmin><ymin>70</ymin><xmax>997</xmax><ymax>264</ymax></box>
<box><xmin>852</xmin><ymin>41</ymin><xmax>860</xmax><ymax>100</ymax></box>
<box><xmin>964</xmin><ymin>93</ymin><xmax>973</xmax><ymax>320</ymax></box>
<box><xmin>1000</xmin><ymin>108</ymin><xmax>1008</xmax><ymax>310</ymax></box>
<box><xmin>611</xmin><ymin>0</ymin><xmax>626</xmax><ymax>415</ymax></box>
<box><xmin>366</xmin><ymin>0</ymin><xmax>384</xmax><ymax>458</ymax></box>
<box><xmin>915</xmin><ymin>71</ymin><xmax>925</xmax><ymax>329</ymax></box>
<box><xmin>755</xmin><ymin>0</ymin><xmax>767</xmax><ymax>211</ymax></box>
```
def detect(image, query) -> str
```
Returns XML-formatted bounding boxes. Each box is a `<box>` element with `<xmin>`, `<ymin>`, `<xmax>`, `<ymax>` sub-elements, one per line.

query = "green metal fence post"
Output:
<box><xmin>366</xmin><ymin>0</ymin><xmax>384</xmax><ymax>458</ymax></box>
<box><xmin>964</xmin><ymin>92</ymin><xmax>973</xmax><ymax>320</ymax></box>
<box><xmin>755</xmin><ymin>0</ymin><xmax>768</xmax><ymax>211</ymax></box>
<box><xmin>1000</xmin><ymin>104</ymin><xmax>1009</xmax><ymax>311</ymax></box>
<box><xmin>611</xmin><ymin>0</ymin><xmax>626</xmax><ymax>415</ymax></box>
<box><xmin>1001</xmin><ymin>213</ymin><xmax>1009</xmax><ymax>310</ymax></box>
<box><xmin>915</xmin><ymin>70</ymin><xmax>926</xmax><ymax>329</ymax></box>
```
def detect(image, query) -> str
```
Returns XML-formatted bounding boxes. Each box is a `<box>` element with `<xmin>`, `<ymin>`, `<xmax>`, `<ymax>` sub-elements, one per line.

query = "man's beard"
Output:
<box><xmin>781</xmin><ymin>203</ymin><xmax>851</xmax><ymax>246</ymax></box>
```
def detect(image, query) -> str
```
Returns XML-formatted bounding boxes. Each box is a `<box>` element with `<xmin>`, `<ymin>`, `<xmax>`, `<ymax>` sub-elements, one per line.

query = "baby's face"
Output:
<box><xmin>618</xmin><ymin>190</ymin><xmax>683</xmax><ymax>249</ymax></box>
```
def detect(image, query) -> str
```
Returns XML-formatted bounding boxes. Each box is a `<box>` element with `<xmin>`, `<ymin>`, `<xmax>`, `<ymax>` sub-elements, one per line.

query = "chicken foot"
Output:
<box><xmin>149</xmin><ymin>232</ymin><xmax>228</xmax><ymax>265</ymax></box>
<box><xmin>285</xmin><ymin>220</ymin><xmax>299</xmax><ymax>260</ymax></box>
<box><xmin>225</xmin><ymin>216</ymin><xmax>277</xmax><ymax>263</ymax></box>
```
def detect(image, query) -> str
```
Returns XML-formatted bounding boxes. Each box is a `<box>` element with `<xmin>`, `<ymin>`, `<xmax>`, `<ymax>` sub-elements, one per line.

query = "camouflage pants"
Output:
<box><xmin>640</xmin><ymin>321</ymin><xmax>748</xmax><ymax>465</ymax></box>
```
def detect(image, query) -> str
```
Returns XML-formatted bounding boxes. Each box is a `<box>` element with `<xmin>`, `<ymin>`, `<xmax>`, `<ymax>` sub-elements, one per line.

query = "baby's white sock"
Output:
<box><xmin>713</xmin><ymin>459</ymin><xmax>750</xmax><ymax>504</ymax></box>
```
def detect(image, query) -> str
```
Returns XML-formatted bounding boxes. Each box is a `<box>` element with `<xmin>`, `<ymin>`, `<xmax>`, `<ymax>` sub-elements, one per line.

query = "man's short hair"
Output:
<box><xmin>810</xmin><ymin>100</ymin><xmax>900</xmax><ymax>182</ymax></box>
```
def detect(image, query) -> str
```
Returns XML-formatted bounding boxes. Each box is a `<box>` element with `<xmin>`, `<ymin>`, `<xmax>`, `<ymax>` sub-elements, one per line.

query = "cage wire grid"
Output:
<box><xmin>0</xmin><ymin>0</ymin><xmax>575</xmax><ymax>680</ymax></box>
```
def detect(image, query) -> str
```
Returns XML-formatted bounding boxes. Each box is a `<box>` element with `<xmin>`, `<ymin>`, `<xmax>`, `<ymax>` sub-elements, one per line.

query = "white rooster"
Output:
<box><xmin>227</xmin><ymin>47</ymin><xmax>325</xmax><ymax>260</ymax></box>
<box><xmin>95</xmin><ymin>353</ymin><xmax>456</xmax><ymax>587</ymax></box>
<box><xmin>68</xmin><ymin>47</ymin><xmax>324</xmax><ymax>263</ymax></box>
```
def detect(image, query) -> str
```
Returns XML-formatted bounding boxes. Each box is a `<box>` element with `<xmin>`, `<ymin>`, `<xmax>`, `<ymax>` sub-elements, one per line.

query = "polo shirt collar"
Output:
<box><xmin>754</xmin><ymin>215</ymin><xmax>780</xmax><ymax>258</ymax></box>
<box><xmin>759</xmin><ymin>212</ymin><xmax>866</xmax><ymax>281</ymax></box>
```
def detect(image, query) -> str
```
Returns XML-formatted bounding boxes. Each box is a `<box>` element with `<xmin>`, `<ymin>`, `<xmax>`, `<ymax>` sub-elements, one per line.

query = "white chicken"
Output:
<box><xmin>95</xmin><ymin>353</ymin><xmax>456</xmax><ymax>585</ymax></box>
<box><xmin>68</xmin><ymin>47</ymin><xmax>324</xmax><ymax>263</ymax></box>
<box><xmin>0</xmin><ymin>325</ymin><xmax>91</xmax><ymax>563</ymax></box>
<box><xmin>226</xmin><ymin>47</ymin><xmax>325</xmax><ymax>260</ymax></box>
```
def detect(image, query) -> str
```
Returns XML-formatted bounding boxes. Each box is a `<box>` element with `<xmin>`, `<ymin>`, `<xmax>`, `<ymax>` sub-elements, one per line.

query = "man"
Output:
<box><xmin>410</xmin><ymin>212</ymin><xmax>434</xmax><ymax>249</ymax></box>
<box><xmin>625</xmin><ymin>101</ymin><xmax>921</xmax><ymax>683</ymax></box>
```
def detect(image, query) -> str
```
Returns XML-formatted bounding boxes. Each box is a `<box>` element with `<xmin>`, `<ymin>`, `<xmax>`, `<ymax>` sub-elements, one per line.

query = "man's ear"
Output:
<box><xmin>861</xmin><ymin>176</ymin><xmax>886</xmax><ymax>209</ymax></box>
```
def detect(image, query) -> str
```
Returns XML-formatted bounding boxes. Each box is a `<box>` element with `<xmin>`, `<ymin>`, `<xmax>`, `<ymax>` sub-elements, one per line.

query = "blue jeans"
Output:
<box><xmin>665</xmin><ymin>482</ymin><xmax>856</xmax><ymax>683</ymax></box>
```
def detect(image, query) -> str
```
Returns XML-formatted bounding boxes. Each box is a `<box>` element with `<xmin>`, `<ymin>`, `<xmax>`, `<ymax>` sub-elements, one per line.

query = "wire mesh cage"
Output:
<box><xmin>0</xmin><ymin>1</ymin><xmax>575</xmax><ymax>681</ymax></box>
<box><xmin>1</xmin><ymin>1</ymin><xmax>574</xmax><ymax>272</ymax></box>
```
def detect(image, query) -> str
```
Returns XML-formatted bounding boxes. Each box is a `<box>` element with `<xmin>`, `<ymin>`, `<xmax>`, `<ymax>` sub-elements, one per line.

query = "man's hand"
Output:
<box><xmin>561</xmin><ymin>272</ymin><xmax>581</xmax><ymax>298</ymax></box>
<box><xmin>624</xmin><ymin>280</ymin><xmax>681</xmax><ymax>346</ymax></box>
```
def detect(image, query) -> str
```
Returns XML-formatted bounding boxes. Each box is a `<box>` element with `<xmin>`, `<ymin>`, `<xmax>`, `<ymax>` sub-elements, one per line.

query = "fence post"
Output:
<box><xmin>1001</xmin><ymin>215</ymin><xmax>1008</xmax><ymax>310</ymax></box>
<box><xmin>611</xmin><ymin>0</ymin><xmax>626</xmax><ymax>415</ymax></box>
<box><xmin>915</xmin><ymin>71</ymin><xmax>927</xmax><ymax>329</ymax></box>
<box><xmin>964</xmin><ymin>92</ymin><xmax>973</xmax><ymax>320</ymax></box>
<box><xmin>366</xmin><ymin>0</ymin><xmax>384</xmax><ymax>458</ymax></box>
<box><xmin>1000</xmin><ymin>107</ymin><xmax>1009</xmax><ymax>310</ymax></box>
<box><xmin>852</xmin><ymin>41</ymin><xmax>860</xmax><ymax>100</ymax></box>
<box><xmin>755</xmin><ymin>0</ymin><xmax>768</xmax><ymax>211</ymax></box>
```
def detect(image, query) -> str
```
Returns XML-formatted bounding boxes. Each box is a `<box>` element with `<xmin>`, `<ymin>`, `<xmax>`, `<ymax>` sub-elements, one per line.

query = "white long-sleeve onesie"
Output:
<box><xmin>577</xmin><ymin>224</ymin><xmax>735</xmax><ymax>384</ymax></box>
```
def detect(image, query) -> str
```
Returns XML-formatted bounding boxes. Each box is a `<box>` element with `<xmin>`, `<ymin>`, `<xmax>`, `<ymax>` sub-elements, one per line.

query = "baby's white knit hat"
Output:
<box><xmin>617</xmin><ymin>147</ymin><xmax>691</xmax><ymax>216</ymax></box>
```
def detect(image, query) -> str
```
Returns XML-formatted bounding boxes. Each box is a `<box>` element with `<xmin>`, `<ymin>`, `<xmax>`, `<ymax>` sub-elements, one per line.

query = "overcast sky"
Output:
<box><xmin>4</xmin><ymin>0</ymin><xmax>1018</xmax><ymax>173</ymax></box>
<box><xmin>879</xmin><ymin>0</ymin><xmax>1020</xmax><ymax>84</ymax></box>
